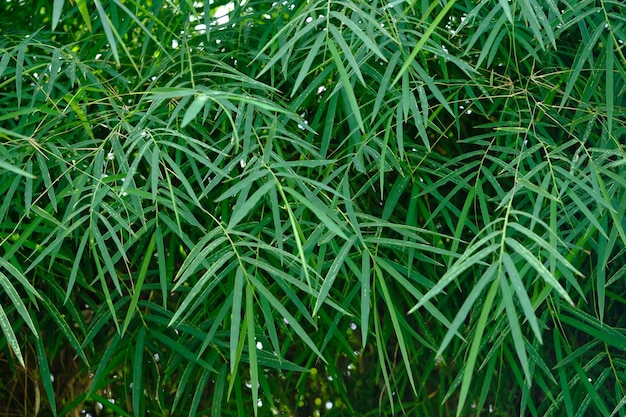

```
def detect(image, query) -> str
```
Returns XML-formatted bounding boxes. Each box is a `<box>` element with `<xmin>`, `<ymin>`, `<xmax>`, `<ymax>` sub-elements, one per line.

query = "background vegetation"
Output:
<box><xmin>1</xmin><ymin>0</ymin><xmax>625</xmax><ymax>415</ymax></box>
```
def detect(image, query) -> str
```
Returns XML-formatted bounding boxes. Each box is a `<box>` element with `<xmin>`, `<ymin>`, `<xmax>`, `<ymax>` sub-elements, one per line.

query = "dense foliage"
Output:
<box><xmin>1</xmin><ymin>0</ymin><xmax>625</xmax><ymax>415</ymax></box>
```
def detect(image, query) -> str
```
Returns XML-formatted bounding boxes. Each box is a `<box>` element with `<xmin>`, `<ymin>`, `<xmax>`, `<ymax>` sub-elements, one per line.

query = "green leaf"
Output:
<box><xmin>328</xmin><ymin>24</ymin><xmax>364</xmax><ymax>85</ymax></box>
<box><xmin>329</xmin><ymin>11</ymin><xmax>387</xmax><ymax>62</ymax></box>
<box><xmin>228</xmin><ymin>181</ymin><xmax>275</xmax><ymax>230</ymax></box>
<box><xmin>189</xmin><ymin>369</ymin><xmax>212</xmax><ymax>417</ymax></box>
<box><xmin>0</xmin><ymin>52</ymin><xmax>10</xmax><ymax>77</ymax></box>
<box><xmin>247</xmin><ymin>274</ymin><xmax>326</xmax><ymax>364</ymax></box>
<box><xmin>75</xmin><ymin>0</ymin><xmax>92</xmax><ymax>31</ymax></box>
<box><xmin>0</xmin><ymin>159</ymin><xmax>36</xmax><ymax>179</ymax></box>
<box><xmin>211</xmin><ymin>365</ymin><xmax>228</xmax><ymax>417</ymax></box>
<box><xmin>500</xmin><ymin>272</ymin><xmax>531</xmax><ymax>385</ymax></box>
<box><xmin>246</xmin><ymin>285</ymin><xmax>259</xmax><ymax>417</ymax></box>
<box><xmin>34</xmin><ymin>319</ymin><xmax>56</xmax><ymax>416</ymax></box>
<box><xmin>360</xmin><ymin>250</ymin><xmax>371</xmax><ymax>348</ymax></box>
<box><xmin>230</xmin><ymin>267</ymin><xmax>245</xmax><ymax>374</ymax></box>
<box><xmin>457</xmin><ymin>279</ymin><xmax>499</xmax><ymax>417</ymax></box>
<box><xmin>502</xmin><ymin>253</ymin><xmax>542</xmax><ymax>343</ymax></box>
<box><xmin>498</xmin><ymin>0</ymin><xmax>513</xmax><ymax>23</ymax></box>
<box><xmin>559</xmin><ymin>21</ymin><xmax>604</xmax><ymax>108</ymax></box>
<box><xmin>181</xmin><ymin>93</ymin><xmax>210</xmax><ymax>128</ymax></box>
<box><xmin>0</xmin><ymin>303</ymin><xmax>24</xmax><ymax>366</ymax></box>
<box><xmin>52</xmin><ymin>0</ymin><xmax>64</xmax><ymax>30</ymax></box>
<box><xmin>169</xmin><ymin>251</ymin><xmax>234</xmax><ymax>325</ymax></box>
<box><xmin>122</xmin><ymin>232</ymin><xmax>157</xmax><ymax>336</ymax></box>
<box><xmin>282</xmin><ymin>186</ymin><xmax>348</xmax><ymax>240</ymax></box>
<box><xmin>392</xmin><ymin>0</ymin><xmax>457</xmax><ymax>86</ymax></box>
<box><xmin>39</xmin><ymin>292</ymin><xmax>89</xmax><ymax>366</ymax></box>
<box><xmin>436</xmin><ymin>263</ymin><xmax>497</xmax><ymax>358</ymax></box>
<box><xmin>375</xmin><ymin>264</ymin><xmax>417</xmax><ymax>395</ymax></box>
<box><xmin>505</xmin><ymin>238</ymin><xmax>575</xmax><ymax>306</ymax></box>
<box><xmin>0</xmin><ymin>270</ymin><xmax>38</xmax><ymax>336</ymax></box>
<box><xmin>313</xmin><ymin>235</ymin><xmax>356</xmax><ymax>316</ymax></box>
<box><xmin>132</xmin><ymin>327</ymin><xmax>145</xmax><ymax>417</ymax></box>
<box><xmin>93</xmin><ymin>0</ymin><xmax>121</xmax><ymax>64</ymax></box>
<box><xmin>409</xmin><ymin>237</ymin><xmax>501</xmax><ymax>313</ymax></box>
<box><xmin>327</xmin><ymin>39</ymin><xmax>364</xmax><ymax>133</ymax></box>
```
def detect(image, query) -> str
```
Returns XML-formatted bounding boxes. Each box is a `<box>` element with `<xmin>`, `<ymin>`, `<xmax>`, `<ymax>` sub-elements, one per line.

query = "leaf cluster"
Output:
<box><xmin>1</xmin><ymin>0</ymin><xmax>625</xmax><ymax>416</ymax></box>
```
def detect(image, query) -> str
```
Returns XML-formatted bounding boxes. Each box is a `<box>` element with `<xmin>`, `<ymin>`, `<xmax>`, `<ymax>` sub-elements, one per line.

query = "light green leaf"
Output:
<box><xmin>75</xmin><ymin>0</ymin><xmax>92</xmax><ymax>31</ymax></box>
<box><xmin>52</xmin><ymin>0</ymin><xmax>64</xmax><ymax>30</ymax></box>
<box><xmin>181</xmin><ymin>94</ymin><xmax>210</xmax><ymax>128</ymax></box>
<box><xmin>0</xmin><ymin>303</ymin><xmax>24</xmax><ymax>366</ymax></box>
<box><xmin>505</xmin><ymin>238</ymin><xmax>574</xmax><ymax>306</ymax></box>
<box><xmin>0</xmin><ymin>159</ymin><xmax>36</xmax><ymax>179</ymax></box>
<box><xmin>502</xmin><ymin>253</ymin><xmax>542</xmax><ymax>343</ymax></box>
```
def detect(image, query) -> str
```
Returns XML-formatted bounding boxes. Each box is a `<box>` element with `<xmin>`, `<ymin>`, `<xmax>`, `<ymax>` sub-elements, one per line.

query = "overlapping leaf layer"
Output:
<box><xmin>1</xmin><ymin>0</ymin><xmax>625</xmax><ymax>415</ymax></box>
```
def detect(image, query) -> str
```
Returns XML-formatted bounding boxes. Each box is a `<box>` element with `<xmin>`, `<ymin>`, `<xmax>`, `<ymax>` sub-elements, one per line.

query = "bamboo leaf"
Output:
<box><xmin>436</xmin><ymin>263</ymin><xmax>497</xmax><ymax>358</ymax></box>
<box><xmin>122</xmin><ymin>233</ymin><xmax>157</xmax><ymax>336</ymax></box>
<box><xmin>247</xmin><ymin>274</ymin><xmax>326</xmax><ymax>364</ymax></box>
<box><xmin>75</xmin><ymin>0</ymin><xmax>92</xmax><ymax>31</ymax></box>
<box><xmin>360</xmin><ymin>249</ymin><xmax>370</xmax><ymax>348</ymax></box>
<box><xmin>327</xmin><ymin>39</ymin><xmax>364</xmax><ymax>133</ymax></box>
<box><xmin>52</xmin><ymin>0</ymin><xmax>64</xmax><ymax>30</ymax></box>
<box><xmin>457</xmin><ymin>279</ymin><xmax>499</xmax><ymax>417</ymax></box>
<box><xmin>500</xmin><ymin>273</ymin><xmax>531</xmax><ymax>385</ymax></box>
<box><xmin>230</xmin><ymin>267</ymin><xmax>245</xmax><ymax>374</ymax></box>
<box><xmin>559</xmin><ymin>22</ymin><xmax>604</xmax><ymax>108</ymax></box>
<box><xmin>0</xmin><ymin>159</ymin><xmax>36</xmax><ymax>179</ymax></box>
<box><xmin>502</xmin><ymin>253</ymin><xmax>542</xmax><ymax>343</ymax></box>
<box><xmin>313</xmin><ymin>236</ymin><xmax>356</xmax><ymax>316</ymax></box>
<box><xmin>0</xmin><ymin>270</ymin><xmax>38</xmax><ymax>336</ymax></box>
<box><xmin>94</xmin><ymin>0</ymin><xmax>119</xmax><ymax>64</ymax></box>
<box><xmin>246</xmin><ymin>285</ymin><xmax>259</xmax><ymax>417</ymax></box>
<box><xmin>505</xmin><ymin>238</ymin><xmax>574</xmax><ymax>306</ymax></box>
<box><xmin>392</xmin><ymin>0</ymin><xmax>457</xmax><ymax>86</ymax></box>
<box><xmin>34</xmin><ymin>320</ymin><xmax>56</xmax><ymax>416</ymax></box>
<box><xmin>0</xmin><ymin>303</ymin><xmax>24</xmax><ymax>366</ymax></box>
<box><xmin>181</xmin><ymin>94</ymin><xmax>210</xmax><ymax>128</ymax></box>
<box><xmin>132</xmin><ymin>327</ymin><xmax>145</xmax><ymax>417</ymax></box>
<box><xmin>228</xmin><ymin>181</ymin><xmax>275</xmax><ymax>230</ymax></box>
<box><xmin>282</xmin><ymin>186</ymin><xmax>348</xmax><ymax>240</ymax></box>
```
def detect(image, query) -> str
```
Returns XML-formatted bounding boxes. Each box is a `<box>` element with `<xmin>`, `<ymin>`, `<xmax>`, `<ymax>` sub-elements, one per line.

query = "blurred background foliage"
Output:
<box><xmin>0</xmin><ymin>0</ymin><xmax>625</xmax><ymax>416</ymax></box>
